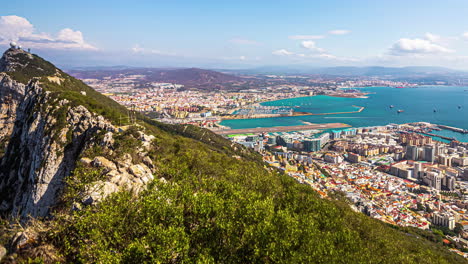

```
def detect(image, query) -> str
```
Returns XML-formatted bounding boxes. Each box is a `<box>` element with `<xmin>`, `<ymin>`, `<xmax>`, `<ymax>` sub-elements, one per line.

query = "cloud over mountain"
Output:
<box><xmin>0</xmin><ymin>15</ymin><xmax>96</xmax><ymax>50</ymax></box>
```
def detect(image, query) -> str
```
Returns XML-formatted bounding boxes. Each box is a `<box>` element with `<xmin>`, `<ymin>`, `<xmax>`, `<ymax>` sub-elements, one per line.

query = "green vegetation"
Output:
<box><xmin>1</xmin><ymin>50</ymin><xmax>466</xmax><ymax>263</ymax></box>
<box><xmin>5</xmin><ymin>52</ymin><xmax>56</xmax><ymax>84</ymax></box>
<box><xmin>48</xmin><ymin>137</ymin><xmax>465</xmax><ymax>263</ymax></box>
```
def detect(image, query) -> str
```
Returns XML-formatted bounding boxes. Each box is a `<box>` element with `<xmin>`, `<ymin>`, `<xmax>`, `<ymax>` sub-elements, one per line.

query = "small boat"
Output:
<box><xmin>395</xmin><ymin>86</ymin><xmax>405</xmax><ymax>89</ymax></box>
<box><xmin>389</xmin><ymin>105</ymin><xmax>394</xmax><ymax>108</ymax></box>
<box><xmin>397</xmin><ymin>110</ymin><xmax>404</xmax><ymax>113</ymax></box>
<box><xmin>433</xmin><ymin>109</ymin><xmax>437</xmax><ymax>113</ymax></box>
<box><xmin>458</xmin><ymin>105</ymin><xmax>462</xmax><ymax>109</ymax></box>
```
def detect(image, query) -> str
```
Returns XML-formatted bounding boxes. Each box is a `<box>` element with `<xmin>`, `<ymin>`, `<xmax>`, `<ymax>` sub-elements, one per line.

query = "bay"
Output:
<box><xmin>220</xmin><ymin>86</ymin><xmax>468</xmax><ymax>142</ymax></box>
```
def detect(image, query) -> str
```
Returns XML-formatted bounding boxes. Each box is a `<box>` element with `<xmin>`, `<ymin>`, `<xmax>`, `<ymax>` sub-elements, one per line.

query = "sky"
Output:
<box><xmin>2</xmin><ymin>0</ymin><xmax>468</xmax><ymax>69</ymax></box>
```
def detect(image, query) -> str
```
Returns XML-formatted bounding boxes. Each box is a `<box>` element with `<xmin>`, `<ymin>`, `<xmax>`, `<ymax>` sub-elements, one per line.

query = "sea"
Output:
<box><xmin>220</xmin><ymin>86</ymin><xmax>468</xmax><ymax>142</ymax></box>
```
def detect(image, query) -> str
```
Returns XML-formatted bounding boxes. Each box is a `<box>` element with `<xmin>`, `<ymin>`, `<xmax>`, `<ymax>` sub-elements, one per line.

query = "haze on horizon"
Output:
<box><xmin>2</xmin><ymin>0</ymin><xmax>468</xmax><ymax>70</ymax></box>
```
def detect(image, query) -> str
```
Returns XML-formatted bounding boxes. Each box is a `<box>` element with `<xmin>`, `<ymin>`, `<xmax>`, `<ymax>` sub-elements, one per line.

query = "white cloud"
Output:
<box><xmin>300</xmin><ymin>40</ymin><xmax>325</xmax><ymax>53</ymax></box>
<box><xmin>328</xmin><ymin>29</ymin><xmax>350</xmax><ymax>35</ymax></box>
<box><xmin>462</xmin><ymin>32</ymin><xmax>468</xmax><ymax>39</ymax></box>
<box><xmin>229</xmin><ymin>38</ymin><xmax>260</xmax><ymax>45</ymax></box>
<box><xmin>0</xmin><ymin>15</ymin><xmax>96</xmax><ymax>50</ymax></box>
<box><xmin>273</xmin><ymin>47</ymin><xmax>357</xmax><ymax>62</ymax></box>
<box><xmin>424</xmin><ymin>33</ymin><xmax>441</xmax><ymax>43</ymax></box>
<box><xmin>131</xmin><ymin>44</ymin><xmax>176</xmax><ymax>56</ymax></box>
<box><xmin>0</xmin><ymin>15</ymin><xmax>34</xmax><ymax>41</ymax></box>
<box><xmin>288</xmin><ymin>35</ymin><xmax>324</xmax><ymax>40</ymax></box>
<box><xmin>389</xmin><ymin>38</ymin><xmax>454</xmax><ymax>55</ymax></box>
<box><xmin>272</xmin><ymin>49</ymin><xmax>294</xmax><ymax>56</ymax></box>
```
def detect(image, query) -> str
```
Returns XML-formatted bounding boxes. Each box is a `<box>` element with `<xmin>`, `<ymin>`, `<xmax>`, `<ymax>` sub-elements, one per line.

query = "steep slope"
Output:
<box><xmin>0</xmin><ymin>48</ymin><xmax>465</xmax><ymax>263</ymax></box>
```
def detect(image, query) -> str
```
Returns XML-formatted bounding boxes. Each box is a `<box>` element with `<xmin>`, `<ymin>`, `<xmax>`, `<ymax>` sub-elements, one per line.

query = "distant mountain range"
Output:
<box><xmin>68</xmin><ymin>65</ymin><xmax>468</xmax><ymax>88</ymax></box>
<box><xmin>225</xmin><ymin>66</ymin><xmax>467</xmax><ymax>77</ymax></box>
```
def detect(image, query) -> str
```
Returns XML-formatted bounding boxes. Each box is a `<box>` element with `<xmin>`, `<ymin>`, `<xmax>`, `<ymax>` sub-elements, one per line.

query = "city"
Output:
<box><xmin>229</xmin><ymin>122</ymin><xmax>468</xmax><ymax>257</ymax></box>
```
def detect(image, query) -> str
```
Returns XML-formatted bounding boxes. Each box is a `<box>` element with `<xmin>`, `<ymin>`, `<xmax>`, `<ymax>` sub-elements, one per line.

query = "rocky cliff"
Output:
<box><xmin>0</xmin><ymin>48</ymin><xmax>155</xmax><ymax>219</ymax></box>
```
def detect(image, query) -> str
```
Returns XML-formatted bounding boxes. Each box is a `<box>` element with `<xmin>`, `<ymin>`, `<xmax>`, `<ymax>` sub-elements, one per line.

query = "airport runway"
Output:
<box><xmin>213</xmin><ymin>123</ymin><xmax>351</xmax><ymax>135</ymax></box>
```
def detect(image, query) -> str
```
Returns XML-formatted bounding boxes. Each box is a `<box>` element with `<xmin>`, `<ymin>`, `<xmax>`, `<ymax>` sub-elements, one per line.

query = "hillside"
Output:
<box><xmin>68</xmin><ymin>67</ymin><xmax>244</xmax><ymax>90</ymax></box>
<box><xmin>0</xmin><ymin>48</ymin><xmax>465</xmax><ymax>263</ymax></box>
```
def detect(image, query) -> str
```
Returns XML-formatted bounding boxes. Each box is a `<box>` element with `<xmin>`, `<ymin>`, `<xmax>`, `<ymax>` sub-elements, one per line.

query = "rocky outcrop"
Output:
<box><xmin>82</xmin><ymin>131</ymin><xmax>157</xmax><ymax>205</ymax></box>
<box><xmin>0</xmin><ymin>76</ymin><xmax>115</xmax><ymax>219</ymax></box>
<box><xmin>0</xmin><ymin>73</ymin><xmax>25</xmax><ymax>143</ymax></box>
<box><xmin>0</xmin><ymin>48</ymin><xmax>34</xmax><ymax>73</ymax></box>
<box><xmin>0</xmin><ymin>48</ymin><xmax>159</xmax><ymax>220</ymax></box>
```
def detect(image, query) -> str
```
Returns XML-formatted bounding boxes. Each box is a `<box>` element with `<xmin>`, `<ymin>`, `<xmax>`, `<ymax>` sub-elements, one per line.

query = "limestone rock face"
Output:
<box><xmin>0</xmin><ymin>48</ymin><xmax>158</xmax><ymax>219</ymax></box>
<box><xmin>0</xmin><ymin>73</ymin><xmax>25</xmax><ymax>142</ymax></box>
<box><xmin>0</xmin><ymin>75</ymin><xmax>115</xmax><ymax>219</ymax></box>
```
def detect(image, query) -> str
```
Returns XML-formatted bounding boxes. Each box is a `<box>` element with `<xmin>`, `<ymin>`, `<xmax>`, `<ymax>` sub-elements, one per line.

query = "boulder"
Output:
<box><xmin>116</xmin><ymin>153</ymin><xmax>133</xmax><ymax>168</ymax></box>
<box><xmin>79</xmin><ymin>157</ymin><xmax>92</xmax><ymax>166</ymax></box>
<box><xmin>92</xmin><ymin>156</ymin><xmax>117</xmax><ymax>171</ymax></box>
<box><xmin>82</xmin><ymin>181</ymin><xmax>119</xmax><ymax>205</ymax></box>
<box><xmin>101</xmin><ymin>132</ymin><xmax>114</xmax><ymax>147</ymax></box>
<box><xmin>129</xmin><ymin>164</ymin><xmax>153</xmax><ymax>181</ymax></box>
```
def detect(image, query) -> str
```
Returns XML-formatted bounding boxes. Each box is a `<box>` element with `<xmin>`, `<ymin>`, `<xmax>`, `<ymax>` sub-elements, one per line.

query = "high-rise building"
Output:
<box><xmin>435</xmin><ymin>144</ymin><xmax>445</xmax><ymax>156</ymax></box>
<box><xmin>331</xmin><ymin>130</ymin><xmax>342</xmax><ymax>139</ymax></box>
<box><xmin>318</xmin><ymin>133</ymin><xmax>330</xmax><ymax>147</ymax></box>
<box><xmin>423</xmin><ymin>145</ymin><xmax>435</xmax><ymax>163</ymax></box>
<box><xmin>414</xmin><ymin>162</ymin><xmax>423</xmax><ymax>179</ymax></box>
<box><xmin>406</xmin><ymin>145</ymin><xmax>419</xmax><ymax>160</ymax></box>
<box><xmin>303</xmin><ymin>138</ymin><xmax>321</xmax><ymax>152</ymax></box>
<box><xmin>443</xmin><ymin>176</ymin><xmax>455</xmax><ymax>191</ymax></box>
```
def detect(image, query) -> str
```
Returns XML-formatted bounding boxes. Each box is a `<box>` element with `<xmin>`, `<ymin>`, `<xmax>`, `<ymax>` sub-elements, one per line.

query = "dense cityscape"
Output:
<box><xmin>231</xmin><ymin>122</ymin><xmax>468</xmax><ymax>257</ymax></box>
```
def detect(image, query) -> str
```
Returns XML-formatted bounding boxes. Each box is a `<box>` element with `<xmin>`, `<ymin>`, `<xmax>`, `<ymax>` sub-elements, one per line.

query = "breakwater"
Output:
<box><xmin>438</xmin><ymin>125</ymin><xmax>468</xmax><ymax>134</ymax></box>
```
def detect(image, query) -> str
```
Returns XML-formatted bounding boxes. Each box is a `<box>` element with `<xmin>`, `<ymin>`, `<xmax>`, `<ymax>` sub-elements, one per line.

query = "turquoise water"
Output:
<box><xmin>220</xmin><ymin>86</ymin><xmax>468</xmax><ymax>142</ymax></box>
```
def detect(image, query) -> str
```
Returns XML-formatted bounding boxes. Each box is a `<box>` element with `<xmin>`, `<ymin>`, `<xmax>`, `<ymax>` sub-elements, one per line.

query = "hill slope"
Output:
<box><xmin>68</xmin><ymin>67</ymin><xmax>243</xmax><ymax>90</ymax></box>
<box><xmin>0</xmin><ymin>48</ymin><xmax>465</xmax><ymax>263</ymax></box>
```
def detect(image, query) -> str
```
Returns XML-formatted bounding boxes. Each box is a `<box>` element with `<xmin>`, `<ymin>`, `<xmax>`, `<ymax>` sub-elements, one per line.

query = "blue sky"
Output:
<box><xmin>2</xmin><ymin>0</ymin><xmax>468</xmax><ymax>69</ymax></box>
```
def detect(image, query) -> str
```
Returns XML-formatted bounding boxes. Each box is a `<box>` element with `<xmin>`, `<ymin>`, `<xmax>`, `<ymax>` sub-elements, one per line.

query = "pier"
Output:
<box><xmin>307</xmin><ymin>105</ymin><xmax>365</xmax><ymax>116</ymax></box>
<box><xmin>416</xmin><ymin>131</ymin><xmax>455</xmax><ymax>141</ymax></box>
<box><xmin>437</xmin><ymin>125</ymin><xmax>468</xmax><ymax>134</ymax></box>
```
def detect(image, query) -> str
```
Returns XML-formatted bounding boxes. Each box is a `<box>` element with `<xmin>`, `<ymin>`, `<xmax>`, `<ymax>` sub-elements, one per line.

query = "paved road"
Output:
<box><xmin>213</xmin><ymin>123</ymin><xmax>351</xmax><ymax>135</ymax></box>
